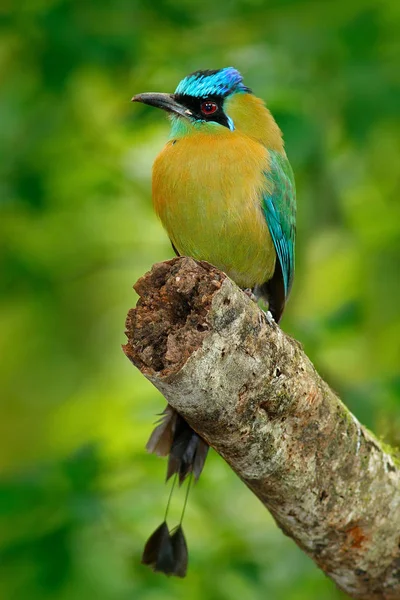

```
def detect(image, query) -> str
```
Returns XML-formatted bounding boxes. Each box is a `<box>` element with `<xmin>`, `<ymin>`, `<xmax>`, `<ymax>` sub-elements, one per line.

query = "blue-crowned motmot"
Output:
<box><xmin>132</xmin><ymin>67</ymin><xmax>296</xmax><ymax>577</ymax></box>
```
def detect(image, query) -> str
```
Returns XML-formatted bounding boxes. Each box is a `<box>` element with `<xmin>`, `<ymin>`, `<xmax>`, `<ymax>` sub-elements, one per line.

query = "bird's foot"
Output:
<box><xmin>243</xmin><ymin>288</ymin><xmax>258</xmax><ymax>303</ymax></box>
<box><xmin>242</xmin><ymin>289</ymin><xmax>274</xmax><ymax>327</ymax></box>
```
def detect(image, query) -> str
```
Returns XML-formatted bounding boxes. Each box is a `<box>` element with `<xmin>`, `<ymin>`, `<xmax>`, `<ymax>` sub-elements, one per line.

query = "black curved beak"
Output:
<box><xmin>131</xmin><ymin>92</ymin><xmax>192</xmax><ymax>119</ymax></box>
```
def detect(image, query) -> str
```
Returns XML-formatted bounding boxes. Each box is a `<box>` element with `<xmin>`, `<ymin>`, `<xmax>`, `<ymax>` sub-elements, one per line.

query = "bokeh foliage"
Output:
<box><xmin>0</xmin><ymin>0</ymin><xmax>399</xmax><ymax>598</ymax></box>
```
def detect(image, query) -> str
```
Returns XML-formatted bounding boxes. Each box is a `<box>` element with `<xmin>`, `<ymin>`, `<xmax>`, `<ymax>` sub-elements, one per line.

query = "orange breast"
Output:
<box><xmin>152</xmin><ymin>129</ymin><xmax>276</xmax><ymax>288</ymax></box>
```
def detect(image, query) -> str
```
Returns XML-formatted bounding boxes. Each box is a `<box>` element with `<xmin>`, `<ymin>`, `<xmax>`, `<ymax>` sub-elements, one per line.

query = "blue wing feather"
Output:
<box><xmin>262</xmin><ymin>151</ymin><xmax>296</xmax><ymax>299</ymax></box>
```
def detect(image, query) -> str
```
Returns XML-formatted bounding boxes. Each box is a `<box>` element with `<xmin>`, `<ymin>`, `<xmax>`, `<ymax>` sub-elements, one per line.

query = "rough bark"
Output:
<box><xmin>123</xmin><ymin>257</ymin><xmax>400</xmax><ymax>600</ymax></box>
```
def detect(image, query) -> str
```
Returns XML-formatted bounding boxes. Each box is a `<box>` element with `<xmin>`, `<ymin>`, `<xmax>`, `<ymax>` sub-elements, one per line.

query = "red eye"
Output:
<box><xmin>201</xmin><ymin>101</ymin><xmax>218</xmax><ymax>115</ymax></box>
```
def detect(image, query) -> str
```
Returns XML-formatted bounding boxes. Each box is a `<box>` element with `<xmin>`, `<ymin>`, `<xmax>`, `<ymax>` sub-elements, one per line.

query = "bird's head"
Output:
<box><xmin>132</xmin><ymin>67</ymin><xmax>283</xmax><ymax>149</ymax></box>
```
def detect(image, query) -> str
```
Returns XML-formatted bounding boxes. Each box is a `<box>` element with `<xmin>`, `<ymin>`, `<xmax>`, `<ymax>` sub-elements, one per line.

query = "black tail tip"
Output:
<box><xmin>141</xmin><ymin>521</ymin><xmax>188</xmax><ymax>578</ymax></box>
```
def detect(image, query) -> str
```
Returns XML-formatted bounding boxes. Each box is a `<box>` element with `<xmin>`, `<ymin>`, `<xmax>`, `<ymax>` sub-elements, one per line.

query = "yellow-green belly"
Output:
<box><xmin>152</xmin><ymin>131</ymin><xmax>276</xmax><ymax>288</ymax></box>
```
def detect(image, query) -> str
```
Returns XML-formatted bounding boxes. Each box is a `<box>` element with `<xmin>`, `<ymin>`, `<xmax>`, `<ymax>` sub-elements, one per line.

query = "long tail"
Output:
<box><xmin>141</xmin><ymin>406</ymin><xmax>209</xmax><ymax>577</ymax></box>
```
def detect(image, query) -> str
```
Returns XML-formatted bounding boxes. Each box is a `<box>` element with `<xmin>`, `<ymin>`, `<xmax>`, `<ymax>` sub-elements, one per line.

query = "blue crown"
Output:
<box><xmin>175</xmin><ymin>67</ymin><xmax>250</xmax><ymax>98</ymax></box>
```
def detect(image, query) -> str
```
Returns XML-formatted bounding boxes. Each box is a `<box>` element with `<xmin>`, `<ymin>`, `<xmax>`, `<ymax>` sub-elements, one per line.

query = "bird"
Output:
<box><xmin>132</xmin><ymin>67</ymin><xmax>296</xmax><ymax>577</ymax></box>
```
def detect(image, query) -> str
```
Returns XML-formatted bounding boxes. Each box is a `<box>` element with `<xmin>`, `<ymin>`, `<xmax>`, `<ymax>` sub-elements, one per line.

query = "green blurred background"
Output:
<box><xmin>1</xmin><ymin>0</ymin><xmax>399</xmax><ymax>598</ymax></box>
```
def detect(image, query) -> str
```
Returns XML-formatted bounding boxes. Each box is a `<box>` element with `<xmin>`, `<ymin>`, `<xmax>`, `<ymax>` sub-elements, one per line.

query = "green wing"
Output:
<box><xmin>261</xmin><ymin>150</ymin><xmax>296</xmax><ymax>319</ymax></box>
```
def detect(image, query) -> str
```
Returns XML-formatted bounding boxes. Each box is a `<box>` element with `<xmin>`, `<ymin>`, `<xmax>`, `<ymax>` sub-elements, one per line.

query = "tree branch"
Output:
<box><xmin>123</xmin><ymin>257</ymin><xmax>400</xmax><ymax>600</ymax></box>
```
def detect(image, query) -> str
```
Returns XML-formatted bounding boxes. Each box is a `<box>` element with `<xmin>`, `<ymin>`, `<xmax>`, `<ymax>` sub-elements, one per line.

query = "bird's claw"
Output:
<box><xmin>242</xmin><ymin>289</ymin><xmax>275</xmax><ymax>327</ymax></box>
<box><xmin>243</xmin><ymin>288</ymin><xmax>257</xmax><ymax>303</ymax></box>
